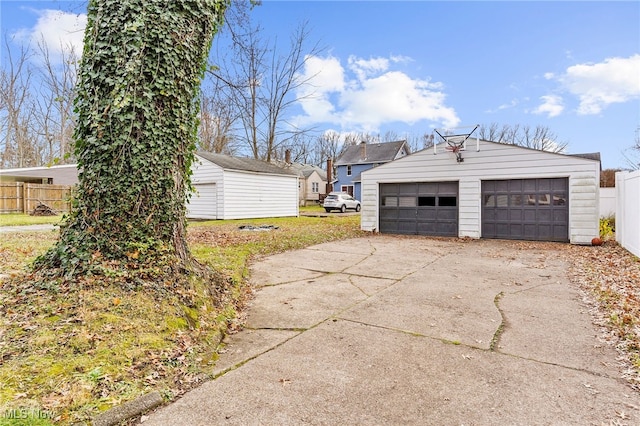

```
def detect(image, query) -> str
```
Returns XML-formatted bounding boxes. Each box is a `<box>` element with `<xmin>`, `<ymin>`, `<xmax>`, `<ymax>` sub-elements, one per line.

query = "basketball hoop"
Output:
<box><xmin>445</xmin><ymin>142</ymin><xmax>465</xmax><ymax>163</ymax></box>
<box><xmin>434</xmin><ymin>124</ymin><xmax>479</xmax><ymax>164</ymax></box>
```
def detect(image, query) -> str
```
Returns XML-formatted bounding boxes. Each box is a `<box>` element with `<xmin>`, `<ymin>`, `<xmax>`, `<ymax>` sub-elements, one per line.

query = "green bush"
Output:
<box><xmin>600</xmin><ymin>215</ymin><xmax>615</xmax><ymax>239</ymax></box>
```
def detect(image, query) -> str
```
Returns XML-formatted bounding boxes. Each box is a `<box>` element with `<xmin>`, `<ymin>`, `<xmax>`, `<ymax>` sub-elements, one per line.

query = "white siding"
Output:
<box><xmin>361</xmin><ymin>140</ymin><xmax>600</xmax><ymax>244</ymax></box>
<box><xmin>459</xmin><ymin>178</ymin><xmax>481</xmax><ymax>238</ymax></box>
<box><xmin>188</xmin><ymin>183</ymin><xmax>217</xmax><ymax>219</ymax></box>
<box><xmin>187</xmin><ymin>156</ymin><xmax>224</xmax><ymax>219</ymax></box>
<box><xmin>222</xmin><ymin>170</ymin><xmax>298</xmax><ymax>219</ymax></box>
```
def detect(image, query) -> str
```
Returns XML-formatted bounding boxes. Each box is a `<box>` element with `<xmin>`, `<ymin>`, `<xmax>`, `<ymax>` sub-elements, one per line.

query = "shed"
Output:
<box><xmin>360</xmin><ymin>140</ymin><xmax>601</xmax><ymax>244</ymax></box>
<box><xmin>188</xmin><ymin>152</ymin><xmax>299</xmax><ymax>220</ymax></box>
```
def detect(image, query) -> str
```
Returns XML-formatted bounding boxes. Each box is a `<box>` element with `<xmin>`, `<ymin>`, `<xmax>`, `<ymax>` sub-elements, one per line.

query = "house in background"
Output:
<box><xmin>188</xmin><ymin>152</ymin><xmax>298</xmax><ymax>220</ymax></box>
<box><xmin>334</xmin><ymin>140</ymin><xmax>410</xmax><ymax>200</ymax></box>
<box><xmin>272</xmin><ymin>150</ymin><xmax>328</xmax><ymax>206</ymax></box>
<box><xmin>287</xmin><ymin>163</ymin><xmax>327</xmax><ymax>206</ymax></box>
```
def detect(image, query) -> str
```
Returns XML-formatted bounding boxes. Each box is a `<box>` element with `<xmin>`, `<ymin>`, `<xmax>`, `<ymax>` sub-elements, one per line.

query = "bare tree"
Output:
<box><xmin>623</xmin><ymin>126</ymin><xmax>640</xmax><ymax>170</ymax></box>
<box><xmin>210</xmin><ymin>7</ymin><xmax>323</xmax><ymax>161</ymax></box>
<box><xmin>478</xmin><ymin>123</ymin><xmax>567</xmax><ymax>153</ymax></box>
<box><xmin>34</xmin><ymin>38</ymin><xmax>79</xmax><ymax>164</ymax></box>
<box><xmin>198</xmin><ymin>75</ymin><xmax>240</xmax><ymax>155</ymax></box>
<box><xmin>0</xmin><ymin>38</ymin><xmax>39</xmax><ymax>168</ymax></box>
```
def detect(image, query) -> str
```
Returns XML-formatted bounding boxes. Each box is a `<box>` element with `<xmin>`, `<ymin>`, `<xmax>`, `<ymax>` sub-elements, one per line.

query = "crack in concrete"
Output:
<box><xmin>490</xmin><ymin>291</ymin><xmax>506</xmax><ymax>351</ymax></box>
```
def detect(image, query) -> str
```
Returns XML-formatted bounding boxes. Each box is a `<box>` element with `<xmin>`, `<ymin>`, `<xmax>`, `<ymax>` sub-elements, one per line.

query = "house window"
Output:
<box><xmin>312</xmin><ymin>182</ymin><xmax>319</xmax><ymax>193</ymax></box>
<box><xmin>341</xmin><ymin>185</ymin><xmax>354</xmax><ymax>196</ymax></box>
<box><xmin>347</xmin><ymin>165</ymin><xmax>352</xmax><ymax>176</ymax></box>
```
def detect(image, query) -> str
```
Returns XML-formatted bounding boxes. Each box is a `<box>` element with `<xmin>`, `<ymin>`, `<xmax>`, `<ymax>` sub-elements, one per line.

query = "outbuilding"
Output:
<box><xmin>188</xmin><ymin>152</ymin><xmax>299</xmax><ymax>220</ymax></box>
<box><xmin>360</xmin><ymin>139</ymin><xmax>600</xmax><ymax>244</ymax></box>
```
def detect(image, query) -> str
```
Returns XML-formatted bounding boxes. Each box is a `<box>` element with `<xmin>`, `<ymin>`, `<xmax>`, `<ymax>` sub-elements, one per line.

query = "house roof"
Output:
<box><xmin>335</xmin><ymin>140</ymin><xmax>409</xmax><ymax>166</ymax></box>
<box><xmin>197</xmin><ymin>152</ymin><xmax>297</xmax><ymax>176</ymax></box>
<box><xmin>288</xmin><ymin>163</ymin><xmax>327</xmax><ymax>180</ymax></box>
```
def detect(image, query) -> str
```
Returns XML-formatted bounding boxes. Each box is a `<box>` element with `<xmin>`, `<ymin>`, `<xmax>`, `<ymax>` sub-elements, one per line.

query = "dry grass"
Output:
<box><xmin>565</xmin><ymin>241</ymin><xmax>640</xmax><ymax>389</ymax></box>
<box><xmin>0</xmin><ymin>215</ymin><xmax>365</xmax><ymax>425</ymax></box>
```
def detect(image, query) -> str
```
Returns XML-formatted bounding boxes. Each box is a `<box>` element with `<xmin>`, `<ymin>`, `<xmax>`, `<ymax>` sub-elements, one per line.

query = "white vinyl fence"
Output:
<box><xmin>616</xmin><ymin>170</ymin><xmax>640</xmax><ymax>257</ymax></box>
<box><xmin>599</xmin><ymin>187</ymin><xmax>616</xmax><ymax>218</ymax></box>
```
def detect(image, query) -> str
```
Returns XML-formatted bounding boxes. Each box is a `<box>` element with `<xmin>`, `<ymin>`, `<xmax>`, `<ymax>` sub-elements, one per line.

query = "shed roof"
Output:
<box><xmin>335</xmin><ymin>140</ymin><xmax>409</xmax><ymax>166</ymax></box>
<box><xmin>197</xmin><ymin>152</ymin><xmax>297</xmax><ymax>176</ymax></box>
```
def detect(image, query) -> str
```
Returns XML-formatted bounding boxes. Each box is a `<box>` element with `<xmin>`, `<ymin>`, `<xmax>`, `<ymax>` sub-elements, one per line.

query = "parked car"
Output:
<box><xmin>323</xmin><ymin>192</ymin><xmax>361</xmax><ymax>213</ymax></box>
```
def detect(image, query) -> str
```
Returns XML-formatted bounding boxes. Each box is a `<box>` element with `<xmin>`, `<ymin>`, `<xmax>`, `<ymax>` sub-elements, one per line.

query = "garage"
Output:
<box><xmin>359</xmin><ymin>139</ymin><xmax>601</xmax><ymax>245</ymax></box>
<box><xmin>379</xmin><ymin>182</ymin><xmax>458</xmax><ymax>236</ymax></box>
<box><xmin>481</xmin><ymin>178</ymin><xmax>568</xmax><ymax>242</ymax></box>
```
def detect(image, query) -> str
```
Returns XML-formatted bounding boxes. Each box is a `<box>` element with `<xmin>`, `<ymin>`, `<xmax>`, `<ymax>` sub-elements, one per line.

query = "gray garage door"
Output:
<box><xmin>379</xmin><ymin>182</ymin><xmax>458</xmax><ymax>236</ymax></box>
<box><xmin>482</xmin><ymin>178</ymin><xmax>568</xmax><ymax>242</ymax></box>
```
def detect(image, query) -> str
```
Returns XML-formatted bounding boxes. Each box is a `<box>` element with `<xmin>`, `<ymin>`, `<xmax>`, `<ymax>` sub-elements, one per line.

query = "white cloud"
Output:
<box><xmin>533</xmin><ymin>95</ymin><xmax>564</xmax><ymax>118</ymax></box>
<box><xmin>14</xmin><ymin>9</ymin><xmax>87</xmax><ymax>61</ymax></box>
<box><xmin>294</xmin><ymin>55</ymin><xmax>460</xmax><ymax>132</ymax></box>
<box><xmin>554</xmin><ymin>54</ymin><xmax>640</xmax><ymax>115</ymax></box>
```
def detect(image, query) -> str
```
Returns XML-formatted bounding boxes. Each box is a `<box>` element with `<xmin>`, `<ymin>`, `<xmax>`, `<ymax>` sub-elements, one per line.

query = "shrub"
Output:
<box><xmin>600</xmin><ymin>215</ymin><xmax>615</xmax><ymax>239</ymax></box>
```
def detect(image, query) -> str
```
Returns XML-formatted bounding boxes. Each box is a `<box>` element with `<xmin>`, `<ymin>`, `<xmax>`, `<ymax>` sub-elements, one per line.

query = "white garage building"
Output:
<box><xmin>360</xmin><ymin>140</ymin><xmax>601</xmax><ymax>244</ymax></box>
<box><xmin>188</xmin><ymin>152</ymin><xmax>298</xmax><ymax>220</ymax></box>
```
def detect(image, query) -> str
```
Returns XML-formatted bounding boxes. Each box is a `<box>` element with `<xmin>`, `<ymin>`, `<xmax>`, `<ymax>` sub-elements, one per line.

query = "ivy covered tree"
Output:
<box><xmin>35</xmin><ymin>0</ymin><xmax>229</xmax><ymax>283</ymax></box>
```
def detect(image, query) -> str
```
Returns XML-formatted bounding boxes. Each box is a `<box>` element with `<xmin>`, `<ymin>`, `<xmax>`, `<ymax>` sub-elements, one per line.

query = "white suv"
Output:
<box><xmin>323</xmin><ymin>192</ymin><xmax>361</xmax><ymax>213</ymax></box>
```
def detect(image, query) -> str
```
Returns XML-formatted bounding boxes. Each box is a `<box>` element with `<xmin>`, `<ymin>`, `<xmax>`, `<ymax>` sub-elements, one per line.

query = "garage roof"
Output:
<box><xmin>197</xmin><ymin>152</ymin><xmax>297</xmax><ymax>176</ymax></box>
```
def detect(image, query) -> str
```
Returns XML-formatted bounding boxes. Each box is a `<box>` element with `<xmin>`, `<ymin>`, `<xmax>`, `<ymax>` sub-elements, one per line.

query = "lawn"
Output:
<box><xmin>0</xmin><ymin>214</ymin><xmax>366</xmax><ymax>425</ymax></box>
<box><xmin>0</xmin><ymin>214</ymin><xmax>64</xmax><ymax>227</ymax></box>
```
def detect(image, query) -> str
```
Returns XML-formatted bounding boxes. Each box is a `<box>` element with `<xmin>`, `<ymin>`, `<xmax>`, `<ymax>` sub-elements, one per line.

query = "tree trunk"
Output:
<box><xmin>35</xmin><ymin>0</ymin><xmax>227</xmax><ymax>279</ymax></box>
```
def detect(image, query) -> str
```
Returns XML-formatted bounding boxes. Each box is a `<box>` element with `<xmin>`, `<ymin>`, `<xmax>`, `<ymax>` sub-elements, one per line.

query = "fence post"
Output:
<box><xmin>22</xmin><ymin>183</ymin><xmax>27</xmax><ymax>214</ymax></box>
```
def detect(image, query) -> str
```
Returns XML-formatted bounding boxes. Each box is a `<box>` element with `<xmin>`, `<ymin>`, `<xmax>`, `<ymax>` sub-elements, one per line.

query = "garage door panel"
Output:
<box><xmin>496</xmin><ymin>210</ymin><xmax>509</xmax><ymax>221</ymax></box>
<box><xmin>399</xmin><ymin>184</ymin><xmax>417</xmax><ymax>195</ymax></box>
<box><xmin>523</xmin><ymin>224</ymin><xmax>537</xmax><ymax>239</ymax></box>
<box><xmin>553</xmin><ymin>210</ymin><xmax>568</xmax><ymax>221</ymax></box>
<box><xmin>482</xmin><ymin>178</ymin><xmax>568</xmax><ymax>242</ymax></box>
<box><xmin>417</xmin><ymin>222</ymin><xmax>436</xmax><ymax>234</ymax></box>
<box><xmin>397</xmin><ymin>221</ymin><xmax>416</xmax><ymax>234</ymax></box>
<box><xmin>417</xmin><ymin>209</ymin><xmax>436</xmax><ymax>220</ymax></box>
<box><xmin>510</xmin><ymin>224</ymin><xmax>523</xmax><ymax>235</ymax></box>
<box><xmin>495</xmin><ymin>181</ymin><xmax>509</xmax><ymax>191</ymax></box>
<box><xmin>509</xmin><ymin>210</ymin><xmax>523</xmax><ymax>221</ymax></box>
<box><xmin>398</xmin><ymin>209</ymin><xmax>416</xmax><ymax>220</ymax></box>
<box><xmin>523</xmin><ymin>180</ymin><xmax>537</xmax><ymax>191</ymax></box>
<box><xmin>538</xmin><ymin>210</ymin><xmax>552</xmax><ymax>222</ymax></box>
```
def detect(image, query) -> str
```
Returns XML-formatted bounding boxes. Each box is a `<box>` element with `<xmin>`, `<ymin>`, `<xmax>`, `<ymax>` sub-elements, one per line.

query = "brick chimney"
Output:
<box><xmin>360</xmin><ymin>141</ymin><xmax>366</xmax><ymax>159</ymax></box>
<box><xmin>285</xmin><ymin>149</ymin><xmax>291</xmax><ymax>164</ymax></box>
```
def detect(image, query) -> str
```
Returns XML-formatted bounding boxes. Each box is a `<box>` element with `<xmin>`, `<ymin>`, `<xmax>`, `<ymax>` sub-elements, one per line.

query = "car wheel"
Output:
<box><xmin>340</xmin><ymin>204</ymin><xmax>346</xmax><ymax>213</ymax></box>
<box><xmin>355</xmin><ymin>204</ymin><xmax>361</xmax><ymax>212</ymax></box>
<box><xmin>325</xmin><ymin>208</ymin><xmax>331</xmax><ymax>213</ymax></box>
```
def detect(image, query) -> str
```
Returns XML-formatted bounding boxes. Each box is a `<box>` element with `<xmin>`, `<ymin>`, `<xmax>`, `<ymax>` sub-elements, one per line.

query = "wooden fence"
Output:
<box><xmin>0</xmin><ymin>183</ymin><xmax>73</xmax><ymax>214</ymax></box>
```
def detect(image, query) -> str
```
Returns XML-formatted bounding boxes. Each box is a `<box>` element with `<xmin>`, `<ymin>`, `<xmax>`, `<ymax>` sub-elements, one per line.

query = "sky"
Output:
<box><xmin>1</xmin><ymin>1</ymin><xmax>639</xmax><ymax>169</ymax></box>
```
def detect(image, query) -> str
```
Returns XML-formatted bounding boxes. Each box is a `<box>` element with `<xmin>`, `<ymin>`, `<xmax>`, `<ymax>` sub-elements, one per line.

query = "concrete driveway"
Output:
<box><xmin>142</xmin><ymin>236</ymin><xmax>639</xmax><ymax>425</ymax></box>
